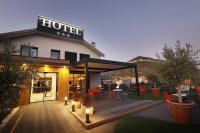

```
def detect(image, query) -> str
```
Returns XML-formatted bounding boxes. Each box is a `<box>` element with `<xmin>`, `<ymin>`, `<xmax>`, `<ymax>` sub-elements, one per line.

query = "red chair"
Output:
<box><xmin>196</xmin><ymin>87</ymin><xmax>200</xmax><ymax>97</ymax></box>
<box><xmin>108</xmin><ymin>91</ymin><xmax>116</xmax><ymax>98</ymax></box>
<box><xmin>96</xmin><ymin>87</ymin><xmax>102</xmax><ymax>95</ymax></box>
<box><xmin>163</xmin><ymin>92</ymin><xmax>171</xmax><ymax>102</ymax></box>
<box><xmin>88</xmin><ymin>88</ymin><xmax>95</xmax><ymax>97</ymax></box>
<box><xmin>139</xmin><ymin>85</ymin><xmax>146</xmax><ymax>94</ymax></box>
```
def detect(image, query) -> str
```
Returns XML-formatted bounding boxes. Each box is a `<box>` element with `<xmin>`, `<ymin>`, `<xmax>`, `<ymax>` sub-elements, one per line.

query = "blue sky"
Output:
<box><xmin>0</xmin><ymin>0</ymin><xmax>200</xmax><ymax>61</ymax></box>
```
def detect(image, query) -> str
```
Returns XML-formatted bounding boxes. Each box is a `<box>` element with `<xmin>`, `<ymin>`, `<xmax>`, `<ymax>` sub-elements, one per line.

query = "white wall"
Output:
<box><xmin>12</xmin><ymin>34</ymin><xmax>100</xmax><ymax>60</ymax></box>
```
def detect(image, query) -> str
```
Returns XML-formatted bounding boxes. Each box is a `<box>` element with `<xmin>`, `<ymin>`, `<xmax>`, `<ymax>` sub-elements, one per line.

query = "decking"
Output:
<box><xmin>65</xmin><ymin>97</ymin><xmax>163</xmax><ymax>129</ymax></box>
<box><xmin>1</xmin><ymin>101</ymin><xmax>116</xmax><ymax>133</ymax></box>
<box><xmin>1</xmin><ymin>99</ymin><xmax>163</xmax><ymax>133</ymax></box>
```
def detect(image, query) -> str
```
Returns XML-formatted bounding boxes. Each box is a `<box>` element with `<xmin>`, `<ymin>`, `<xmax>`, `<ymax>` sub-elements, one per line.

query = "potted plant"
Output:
<box><xmin>147</xmin><ymin>74</ymin><xmax>160</xmax><ymax>96</ymax></box>
<box><xmin>158</xmin><ymin>41</ymin><xmax>199</xmax><ymax>124</ymax></box>
<box><xmin>80</xmin><ymin>94</ymin><xmax>94</xmax><ymax>115</ymax></box>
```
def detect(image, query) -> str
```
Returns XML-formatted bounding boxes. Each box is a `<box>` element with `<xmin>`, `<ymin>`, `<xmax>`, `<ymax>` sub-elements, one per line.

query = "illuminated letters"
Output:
<box><xmin>38</xmin><ymin>16</ymin><xmax>83</xmax><ymax>38</ymax></box>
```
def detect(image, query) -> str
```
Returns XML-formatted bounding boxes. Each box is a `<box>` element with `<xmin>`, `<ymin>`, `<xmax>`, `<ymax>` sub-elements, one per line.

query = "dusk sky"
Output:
<box><xmin>0</xmin><ymin>0</ymin><xmax>200</xmax><ymax>61</ymax></box>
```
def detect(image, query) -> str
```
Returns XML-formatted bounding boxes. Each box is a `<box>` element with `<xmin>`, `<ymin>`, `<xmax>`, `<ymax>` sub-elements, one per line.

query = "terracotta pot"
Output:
<box><xmin>152</xmin><ymin>88</ymin><xmax>160</xmax><ymax>96</ymax></box>
<box><xmin>167</xmin><ymin>100</ymin><xmax>193</xmax><ymax>125</ymax></box>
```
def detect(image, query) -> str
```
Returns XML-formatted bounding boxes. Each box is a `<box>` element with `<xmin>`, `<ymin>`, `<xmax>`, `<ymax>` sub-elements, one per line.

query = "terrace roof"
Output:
<box><xmin>70</xmin><ymin>58</ymin><xmax>137</xmax><ymax>73</ymax></box>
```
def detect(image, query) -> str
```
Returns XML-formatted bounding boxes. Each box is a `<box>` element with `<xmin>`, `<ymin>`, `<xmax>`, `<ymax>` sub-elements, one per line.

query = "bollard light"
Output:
<box><xmin>64</xmin><ymin>96</ymin><xmax>68</xmax><ymax>105</ymax></box>
<box><xmin>85</xmin><ymin>108</ymin><xmax>90</xmax><ymax>123</ymax></box>
<box><xmin>72</xmin><ymin>101</ymin><xmax>75</xmax><ymax>112</ymax></box>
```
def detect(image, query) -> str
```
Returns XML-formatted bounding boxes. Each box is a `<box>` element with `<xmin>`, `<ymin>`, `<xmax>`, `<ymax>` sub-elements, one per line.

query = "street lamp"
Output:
<box><xmin>64</xmin><ymin>96</ymin><xmax>68</xmax><ymax>105</ymax></box>
<box><xmin>72</xmin><ymin>101</ymin><xmax>75</xmax><ymax>112</ymax></box>
<box><xmin>85</xmin><ymin>108</ymin><xmax>90</xmax><ymax>123</ymax></box>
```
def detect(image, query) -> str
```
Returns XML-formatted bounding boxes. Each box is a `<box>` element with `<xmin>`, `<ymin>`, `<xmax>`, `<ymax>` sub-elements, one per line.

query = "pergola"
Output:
<box><xmin>70</xmin><ymin>58</ymin><xmax>140</xmax><ymax>96</ymax></box>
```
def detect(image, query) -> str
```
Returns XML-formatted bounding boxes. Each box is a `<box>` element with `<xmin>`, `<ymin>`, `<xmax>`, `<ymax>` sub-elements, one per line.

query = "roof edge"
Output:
<box><xmin>0</xmin><ymin>28</ymin><xmax>105</xmax><ymax>57</ymax></box>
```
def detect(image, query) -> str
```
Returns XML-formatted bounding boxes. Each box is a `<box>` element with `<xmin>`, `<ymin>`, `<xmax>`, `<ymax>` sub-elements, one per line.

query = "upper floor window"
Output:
<box><xmin>50</xmin><ymin>49</ymin><xmax>60</xmax><ymax>59</ymax></box>
<box><xmin>80</xmin><ymin>53</ymin><xmax>90</xmax><ymax>61</ymax></box>
<box><xmin>65</xmin><ymin>51</ymin><xmax>77</xmax><ymax>64</ymax></box>
<box><xmin>21</xmin><ymin>46</ymin><xmax>38</xmax><ymax>57</ymax></box>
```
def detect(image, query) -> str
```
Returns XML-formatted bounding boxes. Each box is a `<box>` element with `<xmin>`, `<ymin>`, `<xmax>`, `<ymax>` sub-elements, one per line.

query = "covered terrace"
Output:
<box><xmin>70</xmin><ymin>58</ymin><xmax>140</xmax><ymax>95</ymax></box>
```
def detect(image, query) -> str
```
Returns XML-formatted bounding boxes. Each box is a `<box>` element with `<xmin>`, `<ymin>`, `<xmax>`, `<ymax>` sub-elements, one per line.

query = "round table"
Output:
<box><xmin>113</xmin><ymin>89</ymin><xmax>123</xmax><ymax>100</ymax></box>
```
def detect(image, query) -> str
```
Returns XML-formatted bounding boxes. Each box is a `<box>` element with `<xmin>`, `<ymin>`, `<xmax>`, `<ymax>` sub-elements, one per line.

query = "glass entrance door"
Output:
<box><xmin>30</xmin><ymin>73</ymin><xmax>57</xmax><ymax>102</ymax></box>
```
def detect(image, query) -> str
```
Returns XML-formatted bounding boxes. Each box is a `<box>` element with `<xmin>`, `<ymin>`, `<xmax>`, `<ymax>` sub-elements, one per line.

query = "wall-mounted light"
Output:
<box><xmin>72</xmin><ymin>101</ymin><xmax>75</xmax><ymax>112</ymax></box>
<box><xmin>85</xmin><ymin>108</ymin><xmax>90</xmax><ymax>123</ymax></box>
<box><xmin>64</xmin><ymin>96</ymin><xmax>68</xmax><ymax>105</ymax></box>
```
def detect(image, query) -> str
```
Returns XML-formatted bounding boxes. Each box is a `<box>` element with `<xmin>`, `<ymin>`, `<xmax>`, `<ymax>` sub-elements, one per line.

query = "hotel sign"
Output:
<box><xmin>37</xmin><ymin>16</ymin><xmax>84</xmax><ymax>40</ymax></box>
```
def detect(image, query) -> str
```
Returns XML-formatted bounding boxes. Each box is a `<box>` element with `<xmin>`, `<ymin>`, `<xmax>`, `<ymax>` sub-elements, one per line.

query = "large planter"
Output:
<box><xmin>167</xmin><ymin>100</ymin><xmax>193</xmax><ymax>125</ymax></box>
<box><xmin>152</xmin><ymin>88</ymin><xmax>160</xmax><ymax>96</ymax></box>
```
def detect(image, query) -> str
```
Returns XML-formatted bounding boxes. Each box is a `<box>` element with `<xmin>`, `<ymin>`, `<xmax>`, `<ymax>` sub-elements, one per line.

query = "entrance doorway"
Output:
<box><xmin>30</xmin><ymin>72</ymin><xmax>57</xmax><ymax>102</ymax></box>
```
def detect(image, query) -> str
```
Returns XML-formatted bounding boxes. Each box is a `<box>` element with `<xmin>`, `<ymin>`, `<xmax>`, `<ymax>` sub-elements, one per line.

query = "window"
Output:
<box><xmin>21</xmin><ymin>46</ymin><xmax>38</xmax><ymax>57</ymax></box>
<box><xmin>65</xmin><ymin>51</ymin><xmax>77</xmax><ymax>64</ymax></box>
<box><xmin>80</xmin><ymin>53</ymin><xmax>90</xmax><ymax>61</ymax></box>
<box><xmin>50</xmin><ymin>49</ymin><xmax>60</xmax><ymax>59</ymax></box>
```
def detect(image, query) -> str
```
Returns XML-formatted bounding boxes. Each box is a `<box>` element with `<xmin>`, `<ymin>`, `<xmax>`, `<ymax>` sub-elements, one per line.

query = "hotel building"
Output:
<box><xmin>0</xmin><ymin>16</ymin><xmax>139</xmax><ymax>105</ymax></box>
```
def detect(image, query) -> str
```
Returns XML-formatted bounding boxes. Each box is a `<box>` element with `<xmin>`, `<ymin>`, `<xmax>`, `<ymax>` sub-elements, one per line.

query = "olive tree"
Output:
<box><xmin>0</xmin><ymin>40</ymin><xmax>37</xmax><ymax>109</ymax></box>
<box><xmin>158</xmin><ymin>41</ymin><xmax>199</xmax><ymax>103</ymax></box>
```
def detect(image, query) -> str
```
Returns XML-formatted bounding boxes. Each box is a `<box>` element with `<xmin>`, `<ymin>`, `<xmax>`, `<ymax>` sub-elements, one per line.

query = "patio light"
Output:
<box><xmin>72</xmin><ymin>101</ymin><xmax>75</xmax><ymax>112</ymax></box>
<box><xmin>85</xmin><ymin>108</ymin><xmax>90</xmax><ymax>123</ymax></box>
<box><xmin>64</xmin><ymin>96</ymin><xmax>68</xmax><ymax>105</ymax></box>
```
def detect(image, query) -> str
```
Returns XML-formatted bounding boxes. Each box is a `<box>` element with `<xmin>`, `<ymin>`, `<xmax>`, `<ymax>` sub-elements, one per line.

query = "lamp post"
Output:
<box><xmin>72</xmin><ymin>101</ymin><xmax>75</xmax><ymax>112</ymax></box>
<box><xmin>85</xmin><ymin>108</ymin><xmax>90</xmax><ymax>123</ymax></box>
<box><xmin>64</xmin><ymin>96</ymin><xmax>68</xmax><ymax>105</ymax></box>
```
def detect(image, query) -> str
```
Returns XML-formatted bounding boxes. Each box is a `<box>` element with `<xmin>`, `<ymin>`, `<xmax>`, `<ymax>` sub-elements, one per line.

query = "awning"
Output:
<box><xmin>70</xmin><ymin>58</ymin><xmax>140</xmax><ymax>96</ymax></box>
<box><xmin>70</xmin><ymin>58</ymin><xmax>137</xmax><ymax>73</ymax></box>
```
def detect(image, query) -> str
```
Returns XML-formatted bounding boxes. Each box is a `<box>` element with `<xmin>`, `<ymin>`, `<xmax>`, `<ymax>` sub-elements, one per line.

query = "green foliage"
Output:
<box><xmin>158</xmin><ymin>41</ymin><xmax>200</xmax><ymax>87</ymax></box>
<box><xmin>0</xmin><ymin>40</ymin><xmax>37</xmax><ymax>107</ymax></box>
<box><xmin>147</xmin><ymin>74</ymin><xmax>159</xmax><ymax>88</ymax></box>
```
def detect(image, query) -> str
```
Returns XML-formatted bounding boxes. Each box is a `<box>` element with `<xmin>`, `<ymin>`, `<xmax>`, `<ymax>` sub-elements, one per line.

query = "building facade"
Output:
<box><xmin>0</xmin><ymin>16</ymin><xmax>104</xmax><ymax>104</ymax></box>
<box><xmin>0</xmin><ymin>16</ymin><xmax>139</xmax><ymax>105</ymax></box>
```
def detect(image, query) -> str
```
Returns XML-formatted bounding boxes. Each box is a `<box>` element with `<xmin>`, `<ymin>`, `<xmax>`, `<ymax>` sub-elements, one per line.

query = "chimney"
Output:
<box><xmin>91</xmin><ymin>41</ymin><xmax>96</xmax><ymax>47</ymax></box>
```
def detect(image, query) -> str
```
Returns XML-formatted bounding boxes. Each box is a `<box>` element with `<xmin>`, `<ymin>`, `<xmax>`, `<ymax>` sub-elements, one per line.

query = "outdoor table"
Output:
<box><xmin>172</xmin><ymin>93</ymin><xmax>187</xmax><ymax>97</ymax></box>
<box><xmin>113</xmin><ymin>89</ymin><xmax>123</xmax><ymax>100</ymax></box>
<box><xmin>172</xmin><ymin>93</ymin><xmax>187</xmax><ymax>101</ymax></box>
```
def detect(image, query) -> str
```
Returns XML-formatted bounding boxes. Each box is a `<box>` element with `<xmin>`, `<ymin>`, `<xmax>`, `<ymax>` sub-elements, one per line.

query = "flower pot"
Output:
<box><xmin>152</xmin><ymin>88</ymin><xmax>160</xmax><ymax>96</ymax></box>
<box><xmin>167</xmin><ymin>100</ymin><xmax>193</xmax><ymax>125</ymax></box>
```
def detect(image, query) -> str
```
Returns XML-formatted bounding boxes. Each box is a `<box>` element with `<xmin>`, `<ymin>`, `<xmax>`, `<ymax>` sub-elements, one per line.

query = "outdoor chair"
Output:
<box><xmin>108</xmin><ymin>91</ymin><xmax>117</xmax><ymax>99</ymax></box>
<box><xmin>95</xmin><ymin>87</ymin><xmax>102</xmax><ymax>95</ymax></box>
<box><xmin>95</xmin><ymin>87</ymin><xmax>103</xmax><ymax>98</ymax></box>
<box><xmin>88</xmin><ymin>88</ymin><xmax>95</xmax><ymax>97</ymax></box>
<box><xmin>163</xmin><ymin>92</ymin><xmax>172</xmax><ymax>113</ymax></box>
<box><xmin>121</xmin><ymin>91</ymin><xmax>129</xmax><ymax>100</ymax></box>
<box><xmin>139</xmin><ymin>85</ymin><xmax>146</xmax><ymax>94</ymax></box>
<box><xmin>163</xmin><ymin>92</ymin><xmax>171</xmax><ymax>102</ymax></box>
<box><xmin>196</xmin><ymin>87</ymin><xmax>200</xmax><ymax>97</ymax></box>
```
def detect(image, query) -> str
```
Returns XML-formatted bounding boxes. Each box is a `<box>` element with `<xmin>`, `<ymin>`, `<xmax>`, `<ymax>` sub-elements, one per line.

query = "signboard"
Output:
<box><xmin>37</xmin><ymin>16</ymin><xmax>84</xmax><ymax>40</ymax></box>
